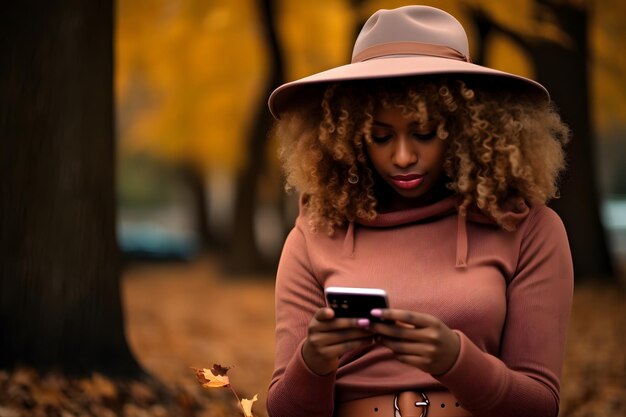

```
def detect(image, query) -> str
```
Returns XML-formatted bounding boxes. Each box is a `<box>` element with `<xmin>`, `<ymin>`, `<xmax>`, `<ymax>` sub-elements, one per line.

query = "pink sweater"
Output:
<box><xmin>267</xmin><ymin>195</ymin><xmax>573</xmax><ymax>417</ymax></box>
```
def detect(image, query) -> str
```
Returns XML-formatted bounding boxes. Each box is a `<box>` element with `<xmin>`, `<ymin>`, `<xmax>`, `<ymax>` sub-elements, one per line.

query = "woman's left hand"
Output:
<box><xmin>369</xmin><ymin>309</ymin><xmax>460</xmax><ymax>376</ymax></box>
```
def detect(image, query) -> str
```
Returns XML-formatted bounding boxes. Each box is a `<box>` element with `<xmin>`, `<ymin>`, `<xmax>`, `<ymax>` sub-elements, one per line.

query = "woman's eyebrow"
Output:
<box><xmin>372</xmin><ymin>120</ymin><xmax>392</xmax><ymax>127</ymax></box>
<box><xmin>372</xmin><ymin>120</ymin><xmax>431</xmax><ymax>128</ymax></box>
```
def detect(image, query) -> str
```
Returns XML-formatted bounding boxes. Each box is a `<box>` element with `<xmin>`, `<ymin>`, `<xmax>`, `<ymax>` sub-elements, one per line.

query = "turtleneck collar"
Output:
<box><xmin>345</xmin><ymin>195</ymin><xmax>531</xmax><ymax>268</ymax></box>
<box><xmin>356</xmin><ymin>195</ymin><xmax>458</xmax><ymax>228</ymax></box>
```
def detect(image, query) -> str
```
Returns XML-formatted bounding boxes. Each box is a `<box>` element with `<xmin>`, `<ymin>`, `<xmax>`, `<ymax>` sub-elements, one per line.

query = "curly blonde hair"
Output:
<box><xmin>274</xmin><ymin>77</ymin><xmax>569</xmax><ymax>234</ymax></box>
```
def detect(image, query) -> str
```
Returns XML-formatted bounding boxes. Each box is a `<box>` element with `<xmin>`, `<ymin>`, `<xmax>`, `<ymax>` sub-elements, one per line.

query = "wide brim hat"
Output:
<box><xmin>268</xmin><ymin>5</ymin><xmax>549</xmax><ymax>119</ymax></box>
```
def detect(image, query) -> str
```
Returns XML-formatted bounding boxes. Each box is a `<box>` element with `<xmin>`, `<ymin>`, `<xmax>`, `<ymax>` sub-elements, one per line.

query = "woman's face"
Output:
<box><xmin>365</xmin><ymin>104</ymin><xmax>447</xmax><ymax>209</ymax></box>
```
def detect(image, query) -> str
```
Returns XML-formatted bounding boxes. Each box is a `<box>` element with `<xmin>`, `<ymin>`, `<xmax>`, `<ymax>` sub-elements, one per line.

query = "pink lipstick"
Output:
<box><xmin>390</xmin><ymin>174</ymin><xmax>425</xmax><ymax>190</ymax></box>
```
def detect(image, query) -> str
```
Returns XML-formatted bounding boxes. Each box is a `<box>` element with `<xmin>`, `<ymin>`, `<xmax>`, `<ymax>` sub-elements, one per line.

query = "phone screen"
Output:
<box><xmin>325</xmin><ymin>287</ymin><xmax>389</xmax><ymax>322</ymax></box>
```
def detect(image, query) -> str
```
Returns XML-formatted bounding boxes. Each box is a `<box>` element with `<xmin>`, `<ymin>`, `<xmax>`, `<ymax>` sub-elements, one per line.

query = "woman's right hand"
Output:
<box><xmin>301</xmin><ymin>307</ymin><xmax>374</xmax><ymax>375</ymax></box>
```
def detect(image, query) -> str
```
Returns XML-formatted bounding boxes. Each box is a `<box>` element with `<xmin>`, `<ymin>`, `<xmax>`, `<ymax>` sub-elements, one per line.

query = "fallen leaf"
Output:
<box><xmin>92</xmin><ymin>373</ymin><xmax>118</xmax><ymax>401</ymax></box>
<box><xmin>129</xmin><ymin>380</ymin><xmax>156</xmax><ymax>406</ymax></box>
<box><xmin>240</xmin><ymin>394</ymin><xmax>258</xmax><ymax>417</ymax></box>
<box><xmin>193</xmin><ymin>365</ymin><xmax>230</xmax><ymax>388</ymax></box>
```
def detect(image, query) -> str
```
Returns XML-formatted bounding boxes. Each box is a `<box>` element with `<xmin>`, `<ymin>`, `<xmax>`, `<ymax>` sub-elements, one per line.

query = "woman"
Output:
<box><xmin>266</xmin><ymin>5</ymin><xmax>573</xmax><ymax>417</ymax></box>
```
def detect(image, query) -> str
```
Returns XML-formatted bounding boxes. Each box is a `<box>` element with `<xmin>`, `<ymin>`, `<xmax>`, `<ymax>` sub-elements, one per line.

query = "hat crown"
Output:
<box><xmin>352</xmin><ymin>5</ymin><xmax>469</xmax><ymax>61</ymax></box>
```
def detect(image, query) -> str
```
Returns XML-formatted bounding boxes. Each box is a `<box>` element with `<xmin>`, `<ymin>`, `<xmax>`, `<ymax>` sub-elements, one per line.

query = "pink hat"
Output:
<box><xmin>268</xmin><ymin>5</ymin><xmax>549</xmax><ymax>119</ymax></box>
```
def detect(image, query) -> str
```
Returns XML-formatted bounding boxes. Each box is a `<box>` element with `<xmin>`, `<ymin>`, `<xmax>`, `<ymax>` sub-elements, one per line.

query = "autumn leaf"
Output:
<box><xmin>193</xmin><ymin>364</ymin><xmax>231</xmax><ymax>388</ymax></box>
<box><xmin>240</xmin><ymin>394</ymin><xmax>258</xmax><ymax>417</ymax></box>
<box><xmin>191</xmin><ymin>364</ymin><xmax>258</xmax><ymax>417</ymax></box>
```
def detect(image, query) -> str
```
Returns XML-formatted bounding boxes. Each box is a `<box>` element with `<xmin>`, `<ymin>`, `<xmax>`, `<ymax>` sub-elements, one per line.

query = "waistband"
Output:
<box><xmin>335</xmin><ymin>391</ymin><xmax>472</xmax><ymax>417</ymax></box>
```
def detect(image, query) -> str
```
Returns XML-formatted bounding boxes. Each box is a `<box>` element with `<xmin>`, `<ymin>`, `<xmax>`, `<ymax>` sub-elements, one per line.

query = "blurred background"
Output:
<box><xmin>1</xmin><ymin>1</ymin><xmax>625</xmax><ymax>416</ymax></box>
<box><xmin>116</xmin><ymin>1</ymin><xmax>626</xmax><ymax>415</ymax></box>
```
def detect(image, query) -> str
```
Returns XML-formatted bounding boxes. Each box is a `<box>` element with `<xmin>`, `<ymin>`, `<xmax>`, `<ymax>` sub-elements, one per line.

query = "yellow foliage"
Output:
<box><xmin>486</xmin><ymin>34</ymin><xmax>533</xmax><ymax>79</ymax></box>
<box><xmin>591</xmin><ymin>0</ymin><xmax>626</xmax><ymax>133</ymax></box>
<box><xmin>278</xmin><ymin>0</ymin><xmax>354</xmax><ymax>81</ymax></box>
<box><xmin>116</xmin><ymin>0</ymin><xmax>267</xmax><ymax>172</ymax></box>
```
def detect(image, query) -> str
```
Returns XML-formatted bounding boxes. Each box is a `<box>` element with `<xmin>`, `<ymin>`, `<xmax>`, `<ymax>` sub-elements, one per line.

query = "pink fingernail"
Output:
<box><xmin>370</xmin><ymin>309</ymin><xmax>382</xmax><ymax>317</ymax></box>
<box><xmin>357</xmin><ymin>318</ymin><xmax>370</xmax><ymax>327</ymax></box>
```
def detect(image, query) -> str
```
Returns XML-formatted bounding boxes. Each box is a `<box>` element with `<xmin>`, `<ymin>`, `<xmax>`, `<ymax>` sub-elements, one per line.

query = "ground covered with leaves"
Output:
<box><xmin>0</xmin><ymin>366</ymin><xmax>241</xmax><ymax>417</ymax></box>
<box><xmin>1</xmin><ymin>257</ymin><xmax>624</xmax><ymax>417</ymax></box>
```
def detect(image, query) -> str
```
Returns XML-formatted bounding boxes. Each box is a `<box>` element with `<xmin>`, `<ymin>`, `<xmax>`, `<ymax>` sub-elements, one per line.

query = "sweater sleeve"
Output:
<box><xmin>266</xmin><ymin>220</ymin><xmax>337</xmax><ymax>417</ymax></box>
<box><xmin>435</xmin><ymin>206</ymin><xmax>574</xmax><ymax>417</ymax></box>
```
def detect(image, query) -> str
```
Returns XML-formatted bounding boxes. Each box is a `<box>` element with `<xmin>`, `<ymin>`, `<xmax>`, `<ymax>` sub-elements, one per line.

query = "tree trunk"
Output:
<box><xmin>466</xmin><ymin>1</ymin><xmax>615</xmax><ymax>281</ymax></box>
<box><xmin>178</xmin><ymin>164</ymin><xmax>223</xmax><ymax>253</ymax></box>
<box><xmin>226</xmin><ymin>0</ymin><xmax>285</xmax><ymax>275</ymax></box>
<box><xmin>531</xmin><ymin>2</ymin><xmax>614</xmax><ymax>280</ymax></box>
<box><xmin>0</xmin><ymin>1</ymin><xmax>142</xmax><ymax>375</ymax></box>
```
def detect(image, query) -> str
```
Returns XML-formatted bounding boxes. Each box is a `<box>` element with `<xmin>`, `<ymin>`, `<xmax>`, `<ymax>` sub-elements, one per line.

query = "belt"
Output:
<box><xmin>335</xmin><ymin>391</ymin><xmax>472</xmax><ymax>417</ymax></box>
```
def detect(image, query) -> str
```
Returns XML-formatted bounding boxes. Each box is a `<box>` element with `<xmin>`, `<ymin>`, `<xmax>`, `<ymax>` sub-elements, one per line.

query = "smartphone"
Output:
<box><xmin>324</xmin><ymin>286</ymin><xmax>389</xmax><ymax>322</ymax></box>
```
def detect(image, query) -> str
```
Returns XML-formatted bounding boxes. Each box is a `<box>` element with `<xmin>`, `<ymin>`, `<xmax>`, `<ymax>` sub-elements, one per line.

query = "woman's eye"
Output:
<box><xmin>371</xmin><ymin>134</ymin><xmax>392</xmax><ymax>143</ymax></box>
<box><xmin>413</xmin><ymin>131</ymin><xmax>437</xmax><ymax>141</ymax></box>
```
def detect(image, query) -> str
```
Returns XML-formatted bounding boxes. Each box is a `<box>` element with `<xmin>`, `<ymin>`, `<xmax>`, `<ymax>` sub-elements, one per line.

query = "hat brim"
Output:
<box><xmin>268</xmin><ymin>55</ymin><xmax>549</xmax><ymax>119</ymax></box>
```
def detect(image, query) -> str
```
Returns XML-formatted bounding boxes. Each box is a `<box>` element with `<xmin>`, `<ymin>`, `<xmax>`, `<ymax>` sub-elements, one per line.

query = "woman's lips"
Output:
<box><xmin>390</xmin><ymin>174</ymin><xmax>426</xmax><ymax>190</ymax></box>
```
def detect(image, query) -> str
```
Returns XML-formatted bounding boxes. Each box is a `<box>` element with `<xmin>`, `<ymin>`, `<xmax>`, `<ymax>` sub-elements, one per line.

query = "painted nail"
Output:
<box><xmin>357</xmin><ymin>318</ymin><xmax>370</xmax><ymax>327</ymax></box>
<box><xmin>370</xmin><ymin>309</ymin><xmax>382</xmax><ymax>317</ymax></box>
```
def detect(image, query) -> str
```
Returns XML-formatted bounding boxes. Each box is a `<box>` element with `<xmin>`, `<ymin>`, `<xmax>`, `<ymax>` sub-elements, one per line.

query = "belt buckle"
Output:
<box><xmin>394</xmin><ymin>391</ymin><xmax>430</xmax><ymax>417</ymax></box>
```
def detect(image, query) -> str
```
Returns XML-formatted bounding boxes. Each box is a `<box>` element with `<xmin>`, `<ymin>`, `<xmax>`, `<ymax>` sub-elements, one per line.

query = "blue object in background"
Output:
<box><xmin>602</xmin><ymin>196</ymin><xmax>626</xmax><ymax>262</ymax></box>
<box><xmin>117</xmin><ymin>220</ymin><xmax>198</xmax><ymax>261</ymax></box>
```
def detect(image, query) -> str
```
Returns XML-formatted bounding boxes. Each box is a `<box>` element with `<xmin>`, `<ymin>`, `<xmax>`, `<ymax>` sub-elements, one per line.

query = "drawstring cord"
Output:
<box><xmin>456</xmin><ymin>213</ymin><xmax>468</xmax><ymax>268</ymax></box>
<box><xmin>343</xmin><ymin>221</ymin><xmax>355</xmax><ymax>257</ymax></box>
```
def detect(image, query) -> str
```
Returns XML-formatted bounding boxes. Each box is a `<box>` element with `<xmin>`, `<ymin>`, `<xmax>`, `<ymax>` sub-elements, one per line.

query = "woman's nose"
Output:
<box><xmin>392</xmin><ymin>137</ymin><xmax>418</xmax><ymax>167</ymax></box>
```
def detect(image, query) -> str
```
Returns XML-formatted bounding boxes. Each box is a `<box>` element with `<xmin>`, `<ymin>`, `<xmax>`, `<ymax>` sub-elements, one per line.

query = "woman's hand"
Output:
<box><xmin>302</xmin><ymin>307</ymin><xmax>374</xmax><ymax>376</ymax></box>
<box><xmin>369</xmin><ymin>309</ymin><xmax>460</xmax><ymax>376</ymax></box>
